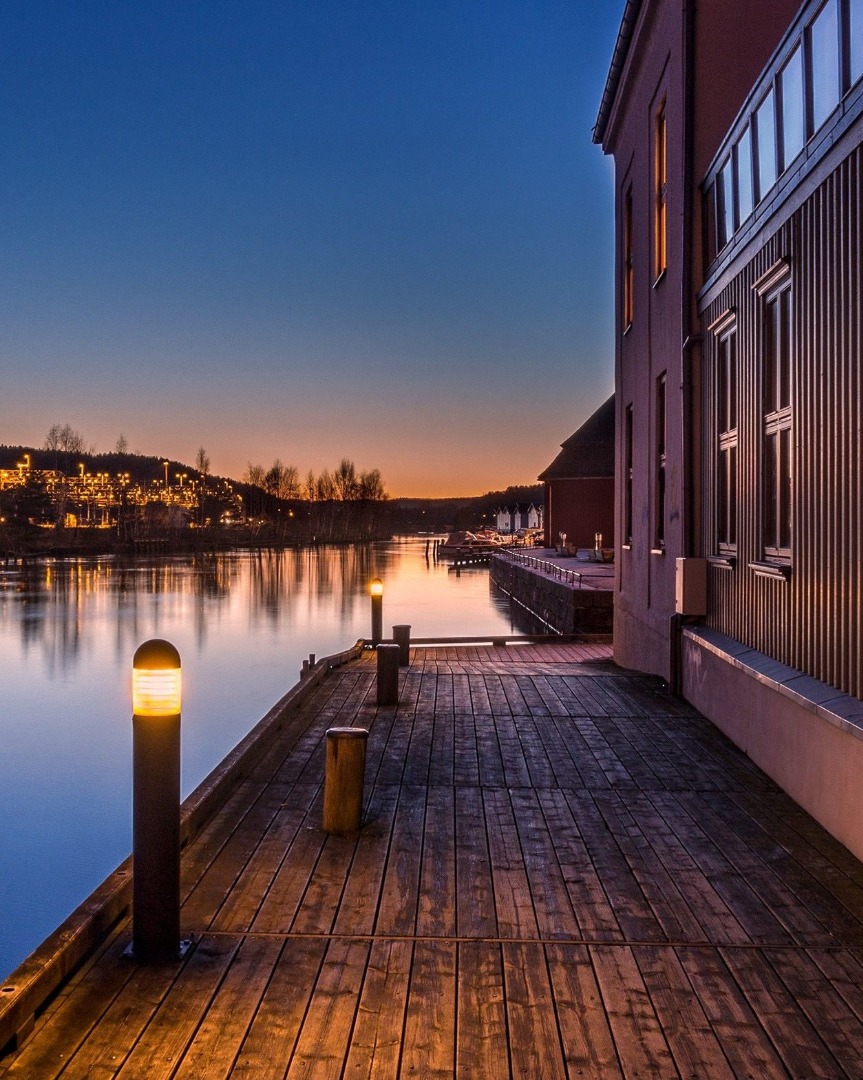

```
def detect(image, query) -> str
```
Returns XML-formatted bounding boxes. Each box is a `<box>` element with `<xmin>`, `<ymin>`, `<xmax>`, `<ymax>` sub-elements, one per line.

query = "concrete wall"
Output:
<box><xmin>490</xmin><ymin>558</ymin><xmax>613</xmax><ymax>636</ymax></box>
<box><xmin>682</xmin><ymin>626</ymin><xmax>863</xmax><ymax>863</ymax></box>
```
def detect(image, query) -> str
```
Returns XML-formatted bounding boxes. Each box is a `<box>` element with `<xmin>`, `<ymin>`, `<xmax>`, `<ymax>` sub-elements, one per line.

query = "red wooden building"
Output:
<box><xmin>596</xmin><ymin>0</ymin><xmax>863</xmax><ymax>859</ymax></box>
<box><xmin>538</xmin><ymin>395</ymin><xmax>614</xmax><ymax>551</ymax></box>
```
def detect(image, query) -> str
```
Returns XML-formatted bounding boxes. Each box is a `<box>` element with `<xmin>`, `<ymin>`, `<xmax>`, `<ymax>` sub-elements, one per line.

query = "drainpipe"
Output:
<box><xmin>674</xmin><ymin>0</ymin><xmax>701</xmax><ymax>698</ymax></box>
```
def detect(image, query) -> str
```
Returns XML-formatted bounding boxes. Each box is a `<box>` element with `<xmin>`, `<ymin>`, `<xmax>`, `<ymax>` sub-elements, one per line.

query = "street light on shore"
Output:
<box><xmin>370</xmin><ymin>578</ymin><xmax>383</xmax><ymax>646</ymax></box>
<box><xmin>131</xmin><ymin>638</ymin><xmax>185</xmax><ymax>961</ymax></box>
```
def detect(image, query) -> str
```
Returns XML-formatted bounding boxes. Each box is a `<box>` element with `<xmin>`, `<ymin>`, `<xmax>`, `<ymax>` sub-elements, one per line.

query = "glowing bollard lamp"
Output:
<box><xmin>369</xmin><ymin>578</ymin><xmax>383</xmax><ymax>647</ymax></box>
<box><xmin>131</xmin><ymin>639</ymin><xmax>186</xmax><ymax>962</ymax></box>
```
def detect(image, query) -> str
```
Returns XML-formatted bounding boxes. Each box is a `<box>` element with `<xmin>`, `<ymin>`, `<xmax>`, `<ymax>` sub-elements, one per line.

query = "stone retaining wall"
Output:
<box><xmin>490</xmin><ymin>556</ymin><xmax>613</xmax><ymax>635</ymax></box>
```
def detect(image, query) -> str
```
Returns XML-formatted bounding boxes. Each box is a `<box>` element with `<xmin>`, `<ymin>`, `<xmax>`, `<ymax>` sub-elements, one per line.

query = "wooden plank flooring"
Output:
<box><xmin>4</xmin><ymin>642</ymin><xmax>863</xmax><ymax>1077</ymax></box>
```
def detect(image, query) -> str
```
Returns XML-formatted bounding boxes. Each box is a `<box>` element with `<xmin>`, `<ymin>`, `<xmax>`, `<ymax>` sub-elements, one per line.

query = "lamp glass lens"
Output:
<box><xmin>133</xmin><ymin>668</ymin><xmax>181</xmax><ymax>715</ymax></box>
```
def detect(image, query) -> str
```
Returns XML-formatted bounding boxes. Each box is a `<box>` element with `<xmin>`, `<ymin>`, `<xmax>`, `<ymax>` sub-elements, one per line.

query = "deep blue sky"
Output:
<box><xmin>3</xmin><ymin>1</ymin><xmax>620</xmax><ymax>496</ymax></box>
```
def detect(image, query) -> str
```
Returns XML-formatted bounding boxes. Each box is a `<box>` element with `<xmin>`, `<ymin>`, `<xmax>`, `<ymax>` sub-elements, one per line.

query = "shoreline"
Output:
<box><xmin>0</xmin><ymin>527</ymin><xmax>396</xmax><ymax>563</ymax></box>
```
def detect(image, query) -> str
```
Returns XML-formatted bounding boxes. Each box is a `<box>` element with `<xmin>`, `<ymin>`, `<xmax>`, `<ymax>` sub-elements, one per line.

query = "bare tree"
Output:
<box><xmin>260</xmin><ymin>460</ymin><xmax>298</xmax><ymax>499</ymax></box>
<box><xmin>264</xmin><ymin>459</ymin><xmax>285</xmax><ymax>496</ymax></box>
<box><xmin>358</xmin><ymin>468</ymin><xmax>386</xmax><ymax>501</ymax></box>
<box><xmin>304</xmin><ymin>469</ymin><xmax>317</xmax><ymax>501</ymax></box>
<box><xmin>44</xmin><ymin>424</ymin><xmax>63</xmax><ymax>452</ymax></box>
<box><xmin>244</xmin><ymin>463</ymin><xmax>266</xmax><ymax>488</ymax></box>
<box><xmin>333</xmin><ymin>458</ymin><xmax>358</xmax><ymax>501</ymax></box>
<box><xmin>44</xmin><ymin>423</ymin><xmax>88</xmax><ymax>454</ymax></box>
<box><xmin>115</xmin><ymin>434</ymin><xmax>129</xmax><ymax>454</ymax></box>
<box><xmin>316</xmin><ymin>469</ymin><xmax>335</xmax><ymax>501</ymax></box>
<box><xmin>282</xmin><ymin>464</ymin><xmax>300</xmax><ymax>499</ymax></box>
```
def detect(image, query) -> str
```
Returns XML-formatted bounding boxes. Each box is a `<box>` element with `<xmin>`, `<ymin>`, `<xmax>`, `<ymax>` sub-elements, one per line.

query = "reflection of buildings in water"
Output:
<box><xmin>1</xmin><ymin>556</ymin><xmax>241</xmax><ymax>674</ymax></box>
<box><xmin>248</xmin><ymin>545</ymin><xmax>381</xmax><ymax>628</ymax></box>
<box><xmin>1</xmin><ymin>547</ymin><xmax>396</xmax><ymax>674</ymax></box>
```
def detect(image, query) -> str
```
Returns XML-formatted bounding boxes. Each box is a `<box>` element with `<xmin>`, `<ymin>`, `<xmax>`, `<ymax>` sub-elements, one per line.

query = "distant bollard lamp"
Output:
<box><xmin>131</xmin><ymin>638</ymin><xmax>186</xmax><ymax>962</ymax></box>
<box><xmin>370</xmin><ymin>578</ymin><xmax>383</xmax><ymax>646</ymax></box>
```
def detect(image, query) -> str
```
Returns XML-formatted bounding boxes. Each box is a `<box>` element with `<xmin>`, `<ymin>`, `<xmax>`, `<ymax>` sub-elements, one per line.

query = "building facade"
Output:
<box><xmin>538</xmin><ymin>395</ymin><xmax>615</xmax><ymax>551</ymax></box>
<box><xmin>596</xmin><ymin>0</ymin><xmax>863</xmax><ymax>859</ymax></box>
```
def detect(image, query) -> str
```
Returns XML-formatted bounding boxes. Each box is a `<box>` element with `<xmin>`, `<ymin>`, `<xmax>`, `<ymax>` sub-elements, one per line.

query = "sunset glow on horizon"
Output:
<box><xmin>4</xmin><ymin>1</ymin><xmax>620</xmax><ymax>499</ymax></box>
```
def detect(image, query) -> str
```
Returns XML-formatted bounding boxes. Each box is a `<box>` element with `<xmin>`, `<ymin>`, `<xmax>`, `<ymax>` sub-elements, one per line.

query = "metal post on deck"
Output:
<box><xmin>376</xmin><ymin>643</ymin><xmax>400</xmax><ymax>705</ymax></box>
<box><xmin>393</xmin><ymin>624</ymin><xmax>411</xmax><ymax>666</ymax></box>
<box><xmin>369</xmin><ymin>578</ymin><xmax>383</xmax><ymax>646</ymax></box>
<box><xmin>130</xmin><ymin>638</ymin><xmax>187</xmax><ymax>962</ymax></box>
<box><xmin>323</xmin><ymin>727</ymin><xmax>369</xmax><ymax>833</ymax></box>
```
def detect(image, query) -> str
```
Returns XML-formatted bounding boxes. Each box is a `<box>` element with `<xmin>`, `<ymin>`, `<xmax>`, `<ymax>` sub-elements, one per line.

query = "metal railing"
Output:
<box><xmin>495</xmin><ymin>547</ymin><xmax>585</xmax><ymax>587</ymax></box>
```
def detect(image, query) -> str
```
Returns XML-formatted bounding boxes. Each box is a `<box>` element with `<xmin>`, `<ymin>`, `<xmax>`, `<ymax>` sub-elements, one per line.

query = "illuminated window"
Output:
<box><xmin>654</xmin><ymin>101</ymin><xmax>667</xmax><ymax>279</ymax></box>
<box><xmin>623</xmin><ymin>186</ymin><xmax>634</xmax><ymax>327</ymax></box>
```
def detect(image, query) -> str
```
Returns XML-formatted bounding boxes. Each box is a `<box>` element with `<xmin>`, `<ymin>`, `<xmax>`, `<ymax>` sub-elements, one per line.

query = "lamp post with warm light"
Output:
<box><xmin>131</xmin><ymin>638</ymin><xmax>183</xmax><ymax>961</ymax></box>
<box><xmin>370</xmin><ymin>578</ymin><xmax>383</xmax><ymax>646</ymax></box>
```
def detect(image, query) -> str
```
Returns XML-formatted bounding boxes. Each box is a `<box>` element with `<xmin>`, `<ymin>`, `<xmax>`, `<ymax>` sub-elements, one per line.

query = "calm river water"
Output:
<box><xmin>0</xmin><ymin>537</ymin><xmax>524</xmax><ymax>980</ymax></box>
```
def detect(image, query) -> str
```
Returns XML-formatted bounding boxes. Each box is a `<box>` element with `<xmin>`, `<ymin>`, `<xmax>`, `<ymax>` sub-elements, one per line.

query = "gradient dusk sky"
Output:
<box><xmin>4</xmin><ymin>1</ymin><xmax>620</xmax><ymax>497</ymax></box>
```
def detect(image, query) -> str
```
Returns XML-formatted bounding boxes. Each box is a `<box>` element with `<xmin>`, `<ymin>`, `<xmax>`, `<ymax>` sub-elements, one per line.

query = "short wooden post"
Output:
<box><xmin>323</xmin><ymin>727</ymin><xmax>369</xmax><ymax>833</ymax></box>
<box><xmin>376</xmin><ymin>643</ymin><xmax>399</xmax><ymax>705</ymax></box>
<box><xmin>393</xmin><ymin>624</ymin><xmax>411</xmax><ymax>666</ymax></box>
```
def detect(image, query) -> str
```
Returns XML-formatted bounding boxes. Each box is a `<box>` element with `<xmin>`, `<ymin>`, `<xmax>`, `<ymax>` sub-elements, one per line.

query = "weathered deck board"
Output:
<box><xmin>6</xmin><ymin>641</ymin><xmax>863</xmax><ymax>1078</ymax></box>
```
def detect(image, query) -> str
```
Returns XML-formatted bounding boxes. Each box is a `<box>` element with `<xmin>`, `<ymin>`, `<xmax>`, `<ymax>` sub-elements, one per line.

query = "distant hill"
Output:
<box><xmin>1</xmin><ymin>443</ymin><xmax>541</xmax><ymax>534</ymax></box>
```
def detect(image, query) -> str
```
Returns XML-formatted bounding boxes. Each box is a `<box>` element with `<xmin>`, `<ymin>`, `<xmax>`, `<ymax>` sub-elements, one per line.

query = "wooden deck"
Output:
<box><xmin>4</xmin><ymin>642</ymin><xmax>863</xmax><ymax>1078</ymax></box>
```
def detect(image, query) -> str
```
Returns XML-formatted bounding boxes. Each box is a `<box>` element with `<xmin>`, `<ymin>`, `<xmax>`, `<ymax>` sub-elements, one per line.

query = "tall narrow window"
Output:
<box><xmin>851</xmin><ymin>0</ymin><xmax>863</xmax><ymax>85</ymax></box>
<box><xmin>779</xmin><ymin>45</ymin><xmax>805</xmax><ymax>169</ymax></box>
<box><xmin>761</xmin><ymin>276</ymin><xmax>793</xmax><ymax>561</ymax></box>
<box><xmin>654</xmin><ymin>374</ymin><xmax>667</xmax><ymax>550</ymax></box>
<box><xmin>624</xmin><ymin>403</ymin><xmax>633</xmax><ymax>546</ymax></box>
<box><xmin>716</xmin><ymin>158</ymin><xmax>734</xmax><ymax>249</ymax></box>
<box><xmin>755</xmin><ymin>89</ymin><xmax>778</xmax><ymax>200</ymax></box>
<box><xmin>623</xmin><ymin>187</ymin><xmax>634</xmax><ymax>327</ymax></box>
<box><xmin>714</xmin><ymin>320</ymin><xmax>738</xmax><ymax>552</ymax></box>
<box><xmin>735</xmin><ymin>127</ymin><xmax>753</xmax><ymax>223</ymax></box>
<box><xmin>808</xmin><ymin>0</ymin><xmax>839</xmax><ymax>131</ymax></box>
<box><xmin>654</xmin><ymin>101</ymin><xmax>667</xmax><ymax>278</ymax></box>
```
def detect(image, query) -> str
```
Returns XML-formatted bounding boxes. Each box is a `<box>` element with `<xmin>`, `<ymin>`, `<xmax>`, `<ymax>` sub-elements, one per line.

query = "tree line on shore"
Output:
<box><xmin>1</xmin><ymin>425</ymin><xmax>543</xmax><ymax>554</ymax></box>
<box><xmin>0</xmin><ymin>425</ymin><xmax>390</xmax><ymax>550</ymax></box>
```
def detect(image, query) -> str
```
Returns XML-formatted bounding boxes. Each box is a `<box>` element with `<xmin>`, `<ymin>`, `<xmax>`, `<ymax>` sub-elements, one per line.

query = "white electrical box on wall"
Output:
<box><xmin>675</xmin><ymin>557</ymin><xmax>707</xmax><ymax>616</ymax></box>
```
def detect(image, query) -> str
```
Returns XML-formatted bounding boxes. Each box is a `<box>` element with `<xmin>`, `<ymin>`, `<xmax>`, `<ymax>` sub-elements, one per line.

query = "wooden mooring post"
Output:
<box><xmin>322</xmin><ymin>727</ymin><xmax>368</xmax><ymax>834</ymax></box>
<box><xmin>376</xmin><ymin>643</ymin><xmax>399</xmax><ymax>705</ymax></box>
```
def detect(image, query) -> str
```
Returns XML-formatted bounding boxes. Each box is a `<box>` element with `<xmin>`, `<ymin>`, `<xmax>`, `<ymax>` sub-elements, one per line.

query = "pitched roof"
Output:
<box><xmin>538</xmin><ymin>395</ymin><xmax>615</xmax><ymax>481</ymax></box>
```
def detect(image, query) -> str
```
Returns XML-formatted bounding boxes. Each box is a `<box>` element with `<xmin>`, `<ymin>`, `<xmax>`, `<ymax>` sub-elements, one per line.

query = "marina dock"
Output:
<box><xmin>3</xmin><ymin>640</ymin><xmax>863</xmax><ymax>1077</ymax></box>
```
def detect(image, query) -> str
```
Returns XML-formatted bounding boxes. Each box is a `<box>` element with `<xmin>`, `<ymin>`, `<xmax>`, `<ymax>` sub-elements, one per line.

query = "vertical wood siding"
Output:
<box><xmin>702</xmin><ymin>146</ymin><xmax>863</xmax><ymax>699</ymax></box>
